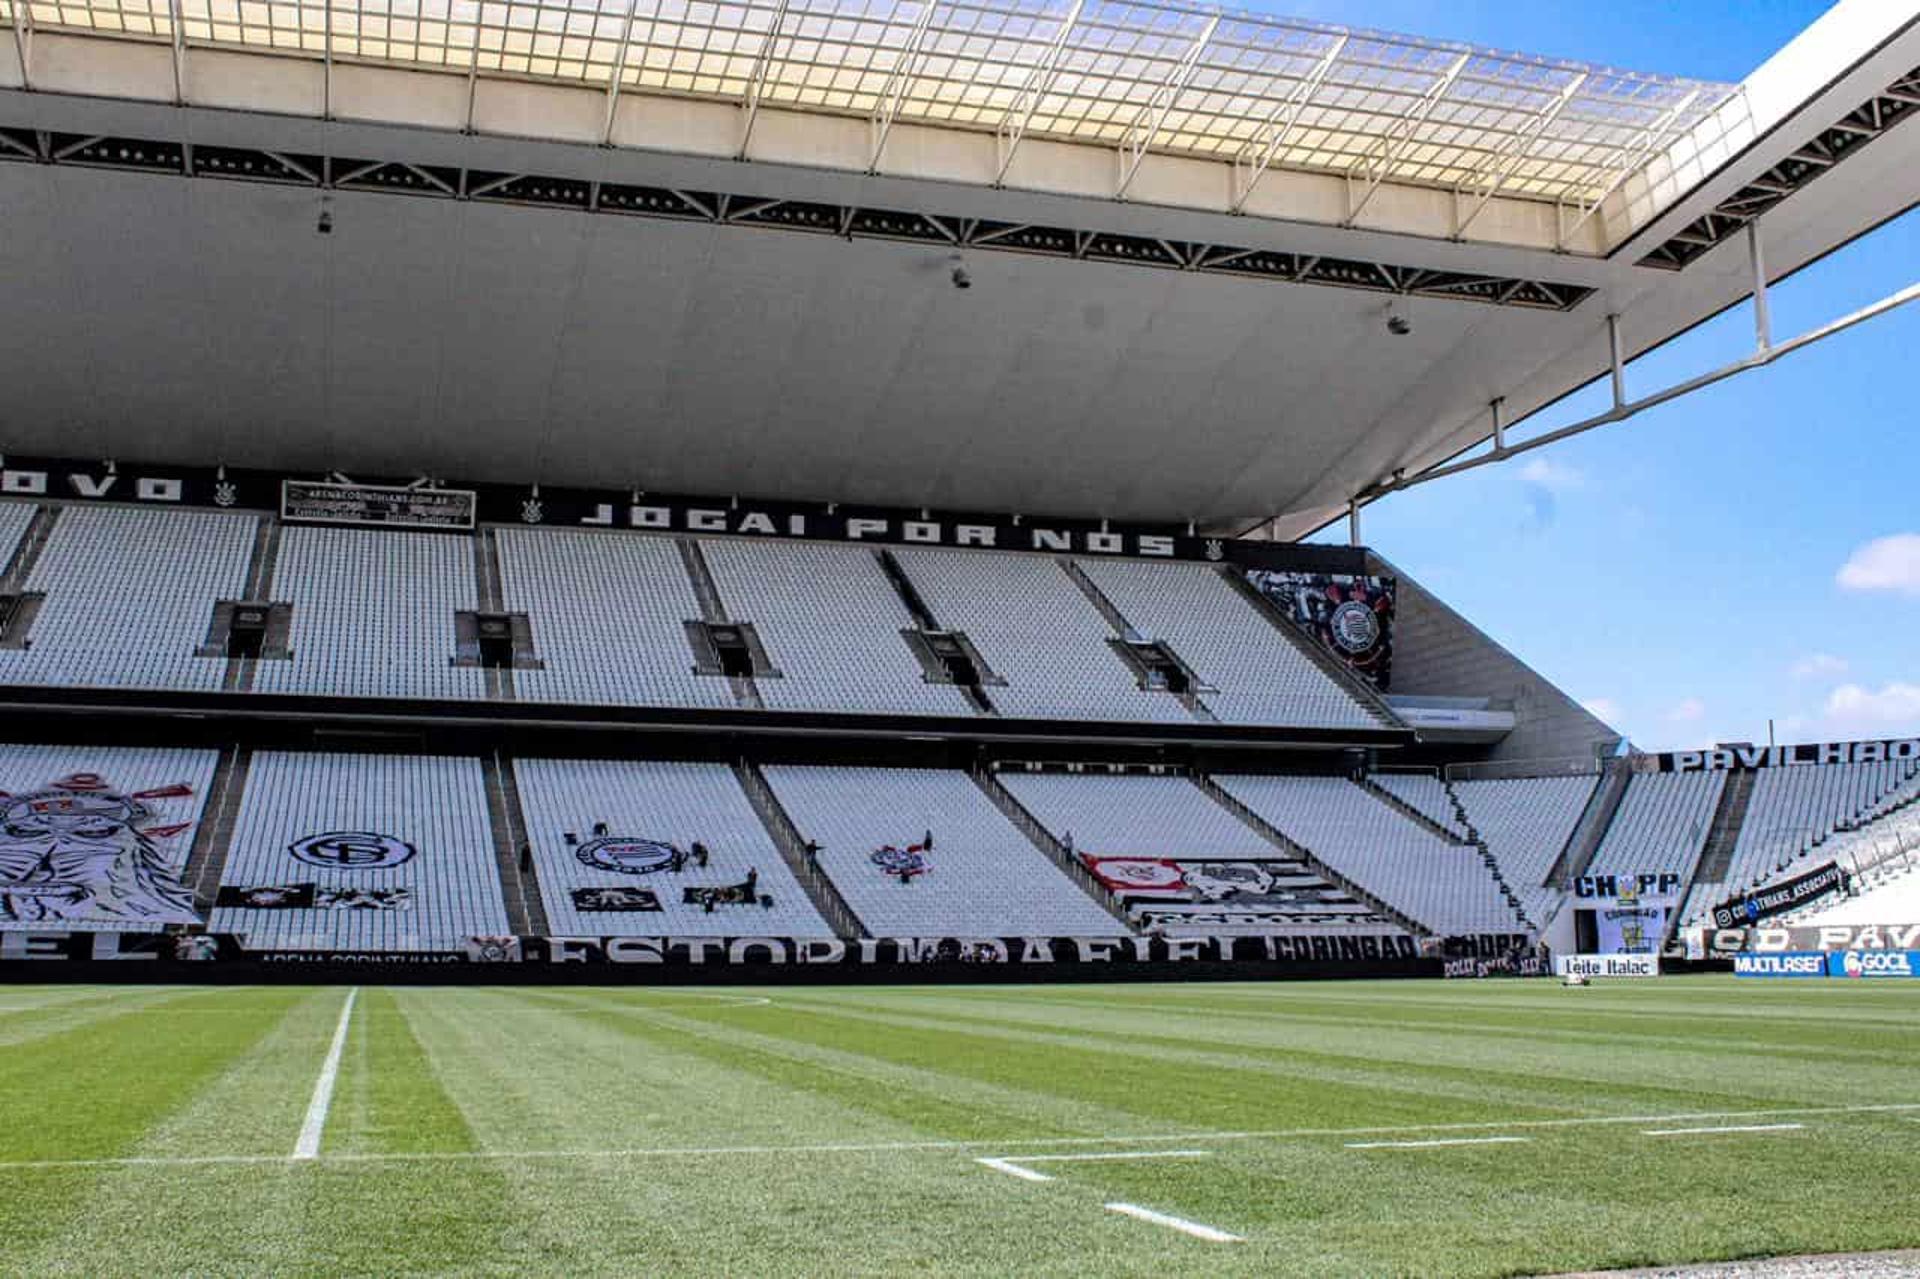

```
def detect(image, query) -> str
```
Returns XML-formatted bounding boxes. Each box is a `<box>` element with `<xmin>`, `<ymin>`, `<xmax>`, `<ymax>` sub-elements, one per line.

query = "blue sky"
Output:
<box><xmin>1277</xmin><ymin>1</ymin><xmax>1920</xmax><ymax>752</ymax></box>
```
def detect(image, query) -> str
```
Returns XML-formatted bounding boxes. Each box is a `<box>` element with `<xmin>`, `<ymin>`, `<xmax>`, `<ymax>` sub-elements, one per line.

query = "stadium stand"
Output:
<box><xmin>497</xmin><ymin>528</ymin><xmax>736</xmax><ymax>710</ymax></box>
<box><xmin>254</xmin><ymin>526</ymin><xmax>487</xmax><ymax>701</ymax></box>
<box><xmin>0</xmin><ymin>743</ymin><xmax>218</xmax><ymax>930</ymax></box>
<box><xmin>702</xmin><ymin>539</ymin><xmax>975</xmax><ymax>717</ymax></box>
<box><xmin>1215</xmin><ymin>774</ymin><xmax>1517</xmax><ymax>934</ymax></box>
<box><xmin>208</xmin><ymin>751</ymin><xmax>507</xmax><ymax>950</ymax></box>
<box><xmin>1586</xmin><ymin>771</ymin><xmax>1727</xmax><ymax>886</ymax></box>
<box><xmin>0</xmin><ymin>505</ymin><xmax>254</xmax><ymax>691</ymax></box>
<box><xmin>996</xmin><ymin>771</ymin><xmax>1391</xmax><ymax>933</ymax></box>
<box><xmin>512</xmin><ymin>757</ymin><xmax>831</xmax><ymax>936</ymax></box>
<box><xmin>1074</xmin><ymin>558</ymin><xmax>1386</xmax><ymax>730</ymax></box>
<box><xmin>762</xmin><ymin>764</ymin><xmax>1117</xmax><ymax>936</ymax></box>
<box><xmin>0</xmin><ymin>502</ymin><xmax>35</xmax><ymax>574</ymax></box>
<box><xmin>1682</xmin><ymin>757</ymin><xmax>1920</xmax><ymax>924</ymax></box>
<box><xmin>1370</xmin><ymin>772</ymin><xmax>1469</xmax><ymax>838</ymax></box>
<box><xmin>890</xmin><ymin>549</ymin><xmax>1194</xmax><ymax>724</ymax></box>
<box><xmin>1450</xmin><ymin>775</ymin><xmax>1596</xmax><ymax>925</ymax></box>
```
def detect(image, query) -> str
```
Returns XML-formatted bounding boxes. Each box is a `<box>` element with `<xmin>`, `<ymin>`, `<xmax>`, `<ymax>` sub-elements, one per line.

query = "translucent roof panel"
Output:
<box><xmin>8</xmin><ymin>0</ymin><xmax>1736</xmax><ymax>209</ymax></box>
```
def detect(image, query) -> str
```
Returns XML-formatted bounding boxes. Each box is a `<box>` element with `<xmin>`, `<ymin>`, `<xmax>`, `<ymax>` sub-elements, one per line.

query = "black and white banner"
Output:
<box><xmin>1710</xmin><ymin>862</ymin><xmax>1849</xmax><ymax>929</ymax></box>
<box><xmin>0</xmin><ymin>452</ymin><xmax>1367</xmax><ymax>570</ymax></box>
<box><xmin>1242</xmin><ymin>570</ymin><xmax>1395</xmax><ymax>689</ymax></box>
<box><xmin>1661</xmin><ymin>738</ymin><xmax>1920</xmax><ymax>772</ymax></box>
<box><xmin>1702</xmin><ymin>923</ymin><xmax>1920</xmax><ymax>954</ymax></box>
<box><xmin>1</xmin><ymin>930</ymin><xmax>1424</xmax><ymax>967</ymax></box>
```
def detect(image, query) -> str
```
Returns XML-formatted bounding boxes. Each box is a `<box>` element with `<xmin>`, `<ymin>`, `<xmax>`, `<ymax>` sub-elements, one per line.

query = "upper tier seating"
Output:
<box><xmin>1587</xmin><ymin>772</ymin><xmax>1726</xmax><ymax>885</ymax></box>
<box><xmin>703</xmin><ymin>540</ymin><xmax>974</xmax><ymax>717</ymax></box>
<box><xmin>1216</xmin><ymin>774</ymin><xmax>1519</xmax><ymax>935</ymax></box>
<box><xmin>0</xmin><ymin>742</ymin><xmax>218</xmax><ymax>931</ymax></box>
<box><xmin>1450</xmin><ymin>776</ymin><xmax>1595</xmax><ymax>924</ymax></box>
<box><xmin>1371</xmin><ymin>773</ymin><xmax>1468</xmax><ymax>837</ymax></box>
<box><xmin>890</xmin><ymin>549</ymin><xmax>1192</xmax><ymax>723</ymax></box>
<box><xmin>0</xmin><ymin>502</ymin><xmax>34</xmax><ymax>572</ymax></box>
<box><xmin>512</xmin><ymin>757</ymin><xmax>832</xmax><ymax>937</ymax></box>
<box><xmin>254</xmin><ymin>526</ymin><xmax>486</xmax><ymax>701</ymax></box>
<box><xmin>998</xmin><ymin>771</ymin><xmax>1388</xmax><ymax>933</ymax></box>
<box><xmin>208</xmin><ymin>751</ymin><xmax>507</xmax><ymax>950</ymax></box>
<box><xmin>498</xmin><ymin>528</ymin><xmax>735</xmax><ymax>711</ymax></box>
<box><xmin>763</xmin><ymin>764</ymin><xmax>1117</xmax><ymax>936</ymax></box>
<box><xmin>1075</xmin><ymin>558</ymin><xmax>1386</xmax><ymax>730</ymax></box>
<box><xmin>0</xmin><ymin>504</ymin><xmax>253</xmax><ymax>691</ymax></box>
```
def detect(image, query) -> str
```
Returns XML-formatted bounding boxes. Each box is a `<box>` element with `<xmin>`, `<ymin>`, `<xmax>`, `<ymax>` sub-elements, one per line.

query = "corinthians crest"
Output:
<box><xmin>0</xmin><ymin>772</ymin><xmax>200</xmax><ymax>926</ymax></box>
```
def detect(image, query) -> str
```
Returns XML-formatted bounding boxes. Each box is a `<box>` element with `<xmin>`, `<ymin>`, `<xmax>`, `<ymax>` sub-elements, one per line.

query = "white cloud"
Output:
<box><xmin>1517</xmin><ymin>457</ymin><xmax>1583</xmax><ymax>491</ymax></box>
<box><xmin>1581</xmin><ymin>698</ymin><xmax>1622</xmax><ymax>725</ymax></box>
<box><xmin>1836</xmin><ymin>533</ymin><xmax>1920</xmax><ymax>596</ymax></box>
<box><xmin>1789</xmin><ymin>653</ymin><xmax>1849</xmax><ymax>681</ymax></box>
<box><xmin>1817</xmin><ymin>682</ymin><xmax>1920</xmax><ymax>739</ymax></box>
<box><xmin>1665</xmin><ymin>697</ymin><xmax>1706</xmax><ymax>724</ymax></box>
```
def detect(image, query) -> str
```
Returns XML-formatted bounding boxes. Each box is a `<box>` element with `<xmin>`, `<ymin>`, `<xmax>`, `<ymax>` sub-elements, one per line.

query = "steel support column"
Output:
<box><xmin>738</xmin><ymin>0</ymin><xmax>794</xmax><ymax>160</ymax></box>
<box><xmin>1115</xmin><ymin>13</ymin><xmax>1218</xmax><ymax>199</ymax></box>
<box><xmin>994</xmin><ymin>0</ymin><xmax>1084</xmax><ymax>186</ymax></box>
<box><xmin>1230</xmin><ymin>34</ymin><xmax>1345</xmax><ymax>214</ymax></box>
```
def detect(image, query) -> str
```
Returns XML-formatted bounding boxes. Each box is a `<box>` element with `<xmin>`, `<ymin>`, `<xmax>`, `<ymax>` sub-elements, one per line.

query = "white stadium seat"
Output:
<box><xmin>0</xmin><ymin>505</ymin><xmax>253</xmax><ymax>692</ymax></box>
<box><xmin>763</xmin><ymin>764</ymin><xmax>1117</xmax><ymax>936</ymax></box>
<box><xmin>513</xmin><ymin>757</ymin><xmax>832</xmax><ymax>937</ymax></box>
<box><xmin>499</xmin><ymin>528</ymin><xmax>736</xmax><ymax>710</ymax></box>
<box><xmin>1217</xmin><ymin>774</ymin><xmax>1518</xmax><ymax>935</ymax></box>
<box><xmin>209</xmin><ymin>751</ymin><xmax>507</xmax><ymax>950</ymax></box>
<box><xmin>255</xmin><ymin>526</ymin><xmax>487</xmax><ymax>702</ymax></box>
<box><xmin>998</xmin><ymin>771</ymin><xmax>1390</xmax><ymax>934</ymax></box>
<box><xmin>1075</xmin><ymin>557</ymin><xmax>1386</xmax><ymax>730</ymax></box>
<box><xmin>890</xmin><ymin>548</ymin><xmax>1192</xmax><ymax>723</ymax></box>
<box><xmin>703</xmin><ymin>539</ymin><xmax>974</xmax><ymax>717</ymax></box>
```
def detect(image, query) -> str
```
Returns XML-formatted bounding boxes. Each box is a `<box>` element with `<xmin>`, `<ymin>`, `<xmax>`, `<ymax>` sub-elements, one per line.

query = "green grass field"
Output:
<box><xmin>1</xmin><ymin>977</ymin><xmax>1916</xmax><ymax>1277</ymax></box>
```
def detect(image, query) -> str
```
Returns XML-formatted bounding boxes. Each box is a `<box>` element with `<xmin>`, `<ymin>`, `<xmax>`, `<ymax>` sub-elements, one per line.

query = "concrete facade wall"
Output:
<box><xmin>1374</xmin><ymin>553</ymin><xmax>1620</xmax><ymax>765</ymax></box>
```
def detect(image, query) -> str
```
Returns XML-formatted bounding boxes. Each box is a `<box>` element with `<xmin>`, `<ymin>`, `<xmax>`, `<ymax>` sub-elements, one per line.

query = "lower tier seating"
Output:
<box><xmin>763</xmin><ymin>764</ymin><xmax>1118</xmax><ymax>936</ymax></box>
<box><xmin>208</xmin><ymin>751</ymin><xmax>508</xmax><ymax>950</ymax></box>
<box><xmin>0</xmin><ymin>743</ymin><xmax>218</xmax><ymax>930</ymax></box>
<box><xmin>997</xmin><ymin>771</ymin><xmax>1389</xmax><ymax>933</ymax></box>
<box><xmin>1450</xmin><ymin>776</ymin><xmax>1595</xmax><ymax>925</ymax></box>
<box><xmin>512</xmin><ymin>757</ymin><xmax>832</xmax><ymax>937</ymax></box>
<box><xmin>1217</xmin><ymin>774</ymin><xmax>1518</xmax><ymax>935</ymax></box>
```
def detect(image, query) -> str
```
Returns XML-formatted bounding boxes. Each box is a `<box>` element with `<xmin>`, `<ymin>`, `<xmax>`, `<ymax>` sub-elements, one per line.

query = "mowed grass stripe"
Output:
<box><xmin>746</xmin><ymin>992</ymin><xmax>1775</xmax><ymax>1131</ymax></box>
<box><xmin>518</xmin><ymin>986</ymin><xmax>1250</xmax><ymax>1144</ymax></box>
<box><xmin>0</xmin><ymin>986</ymin><xmax>306</xmax><ymax>1267</ymax></box>
<box><xmin>401</xmin><ymin>987</ymin><xmax>965</xmax><ymax>1152</ymax></box>
<box><xmin>387</xmin><ymin>988</ymin><xmax>1252</xmax><ymax>1276</ymax></box>
<box><xmin>0</xmin><ymin>985</ymin><xmax>220</xmax><ymax>1051</ymax></box>
<box><xmin>833</xmin><ymin>981</ymin><xmax>1920</xmax><ymax>1057</ymax></box>
<box><xmin>15</xmin><ymin>988</ymin><xmax>355</xmax><ymax>1276</ymax></box>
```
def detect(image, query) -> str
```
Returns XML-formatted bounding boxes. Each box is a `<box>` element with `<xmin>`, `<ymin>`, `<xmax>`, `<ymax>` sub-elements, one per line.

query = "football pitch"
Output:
<box><xmin>1</xmin><ymin>977</ymin><xmax>1916</xmax><ymax>1277</ymax></box>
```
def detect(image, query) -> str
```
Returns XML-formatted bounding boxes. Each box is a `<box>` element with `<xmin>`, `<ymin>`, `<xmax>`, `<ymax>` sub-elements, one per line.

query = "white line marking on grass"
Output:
<box><xmin>4</xmin><ymin>1101</ymin><xmax>1914</xmax><ymax>1174</ymax></box>
<box><xmin>1345</xmin><ymin>1136</ymin><xmax>1530</xmax><ymax>1150</ymax></box>
<box><xmin>977</xmin><ymin>1157</ymin><xmax>1053</xmax><ymax>1182</ymax></box>
<box><xmin>292</xmin><ymin>988</ymin><xmax>358</xmax><ymax>1161</ymax></box>
<box><xmin>977</xmin><ymin>1150</ymin><xmax>1211</xmax><ymax>1181</ymax></box>
<box><xmin>1021</xmin><ymin>1150</ymin><xmax>1213</xmax><ymax>1164</ymax></box>
<box><xmin>1642</xmin><ymin>1123</ymin><xmax>1805</xmax><ymax>1137</ymax></box>
<box><xmin>1103</xmin><ymin>1203</ymin><xmax>1242</xmax><ymax>1243</ymax></box>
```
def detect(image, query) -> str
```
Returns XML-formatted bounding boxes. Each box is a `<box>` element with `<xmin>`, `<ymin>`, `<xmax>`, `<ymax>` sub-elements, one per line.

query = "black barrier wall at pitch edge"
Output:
<box><xmin>0</xmin><ymin>958</ymin><xmax>1443</xmax><ymax>986</ymax></box>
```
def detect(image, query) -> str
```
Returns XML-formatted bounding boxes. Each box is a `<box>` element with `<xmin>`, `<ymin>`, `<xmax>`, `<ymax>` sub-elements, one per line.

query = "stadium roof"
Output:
<box><xmin>1</xmin><ymin>0</ymin><xmax>1917</xmax><ymax>534</ymax></box>
<box><xmin>4</xmin><ymin>0</ymin><xmax>1733</xmax><ymax>243</ymax></box>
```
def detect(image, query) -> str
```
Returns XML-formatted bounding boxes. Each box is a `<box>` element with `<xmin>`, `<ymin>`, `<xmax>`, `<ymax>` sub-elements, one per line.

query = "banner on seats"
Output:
<box><xmin>1710</xmin><ymin>862</ymin><xmax>1849</xmax><ymax>929</ymax></box>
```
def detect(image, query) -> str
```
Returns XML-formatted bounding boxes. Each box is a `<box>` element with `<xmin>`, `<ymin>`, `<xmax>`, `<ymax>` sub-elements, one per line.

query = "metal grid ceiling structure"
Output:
<box><xmin>5</xmin><ymin>0</ymin><xmax>1734</xmax><ymax>214</ymax></box>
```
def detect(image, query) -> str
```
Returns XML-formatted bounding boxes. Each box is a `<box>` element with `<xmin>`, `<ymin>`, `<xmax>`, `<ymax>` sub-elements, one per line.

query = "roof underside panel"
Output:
<box><xmin>9</xmin><ymin>0</ymin><xmax>1731</xmax><ymax>212</ymax></box>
